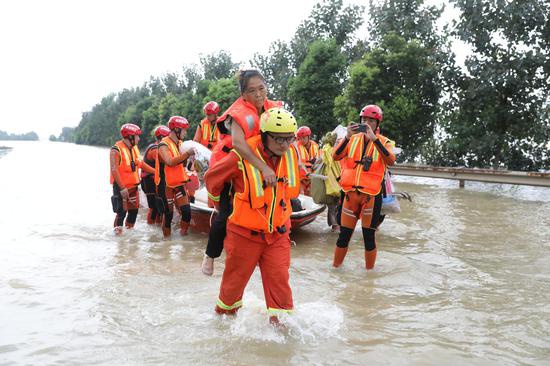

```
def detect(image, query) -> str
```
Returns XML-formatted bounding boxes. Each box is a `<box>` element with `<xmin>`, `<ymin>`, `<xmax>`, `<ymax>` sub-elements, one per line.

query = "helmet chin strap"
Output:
<box><xmin>129</xmin><ymin>135</ymin><xmax>136</xmax><ymax>146</ymax></box>
<box><xmin>175</xmin><ymin>128</ymin><xmax>182</xmax><ymax>140</ymax></box>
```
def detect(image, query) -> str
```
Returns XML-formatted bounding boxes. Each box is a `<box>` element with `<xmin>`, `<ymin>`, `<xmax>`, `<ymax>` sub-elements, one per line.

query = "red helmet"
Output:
<box><xmin>154</xmin><ymin>125</ymin><xmax>170</xmax><ymax>138</ymax></box>
<box><xmin>360</xmin><ymin>104</ymin><xmax>383</xmax><ymax>122</ymax></box>
<box><xmin>296</xmin><ymin>126</ymin><xmax>312</xmax><ymax>138</ymax></box>
<box><xmin>168</xmin><ymin>116</ymin><xmax>189</xmax><ymax>130</ymax></box>
<box><xmin>203</xmin><ymin>101</ymin><xmax>220</xmax><ymax>115</ymax></box>
<box><xmin>120</xmin><ymin>123</ymin><xmax>142</xmax><ymax>137</ymax></box>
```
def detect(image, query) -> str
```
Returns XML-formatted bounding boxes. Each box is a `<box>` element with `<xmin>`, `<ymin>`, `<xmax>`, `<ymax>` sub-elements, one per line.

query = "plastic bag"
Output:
<box><xmin>310</xmin><ymin>162</ymin><xmax>327</xmax><ymax>204</ymax></box>
<box><xmin>321</xmin><ymin>144</ymin><xmax>341</xmax><ymax>197</ymax></box>
<box><xmin>381</xmin><ymin>171</ymin><xmax>401</xmax><ymax>215</ymax></box>
<box><xmin>311</xmin><ymin>163</ymin><xmax>339</xmax><ymax>205</ymax></box>
<box><xmin>180</xmin><ymin>140</ymin><xmax>211</xmax><ymax>182</ymax></box>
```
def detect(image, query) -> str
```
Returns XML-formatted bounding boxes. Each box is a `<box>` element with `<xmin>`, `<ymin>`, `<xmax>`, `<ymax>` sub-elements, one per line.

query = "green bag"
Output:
<box><xmin>311</xmin><ymin>162</ymin><xmax>338</xmax><ymax>205</ymax></box>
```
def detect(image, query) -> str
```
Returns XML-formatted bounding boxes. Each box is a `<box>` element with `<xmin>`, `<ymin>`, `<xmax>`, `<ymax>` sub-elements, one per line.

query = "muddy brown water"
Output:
<box><xmin>1</xmin><ymin>141</ymin><xmax>549</xmax><ymax>365</ymax></box>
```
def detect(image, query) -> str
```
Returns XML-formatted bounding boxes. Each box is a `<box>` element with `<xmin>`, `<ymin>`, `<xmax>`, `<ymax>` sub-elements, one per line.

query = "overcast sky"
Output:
<box><xmin>0</xmin><ymin>0</ymin><xmax>460</xmax><ymax>139</ymax></box>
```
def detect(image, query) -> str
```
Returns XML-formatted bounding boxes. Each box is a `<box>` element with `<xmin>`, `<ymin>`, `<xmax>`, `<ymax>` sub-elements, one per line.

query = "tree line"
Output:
<box><xmin>0</xmin><ymin>130</ymin><xmax>39</xmax><ymax>141</ymax></box>
<box><xmin>58</xmin><ymin>0</ymin><xmax>549</xmax><ymax>171</ymax></box>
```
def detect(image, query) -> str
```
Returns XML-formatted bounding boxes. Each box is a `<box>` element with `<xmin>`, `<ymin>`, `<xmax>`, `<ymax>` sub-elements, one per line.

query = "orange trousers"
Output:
<box><xmin>216</xmin><ymin>223</ymin><xmax>293</xmax><ymax>316</ymax></box>
<box><xmin>340</xmin><ymin>190</ymin><xmax>378</xmax><ymax>229</ymax></box>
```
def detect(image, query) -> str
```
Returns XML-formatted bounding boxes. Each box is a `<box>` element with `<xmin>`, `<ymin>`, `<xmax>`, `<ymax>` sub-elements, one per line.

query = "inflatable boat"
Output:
<box><xmin>190</xmin><ymin>188</ymin><xmax>326</xmax><ymax>234</ymax></box>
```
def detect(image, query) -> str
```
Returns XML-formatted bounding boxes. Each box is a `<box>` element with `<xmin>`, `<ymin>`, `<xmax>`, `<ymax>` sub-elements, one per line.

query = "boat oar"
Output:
<box><xmin>387</xmin><ymin>192</ymin><xmax>412</xmax><ymax>201</ymax></box>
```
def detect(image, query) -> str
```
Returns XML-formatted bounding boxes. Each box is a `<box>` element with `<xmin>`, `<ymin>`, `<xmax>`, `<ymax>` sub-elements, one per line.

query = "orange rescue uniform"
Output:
<box><xmin>205</xmin><ymin>135</ymin><xmax>300</xmax><ymax>316</ymax></box>
<box><xmin>110</xmin><ymin>140</ymin><xmax>143</xmax><ymax>211</ymax></box>
<box><xmin>154</xmin><ymin>136</ymin><xmax>191</xmax><ymax>236</ymax></box>
<box><xmin>332</xmin><ymin>132</ymin><xmax>396</xmax><ymax>269</ymax></box>
<box><xmin>196</xmin><ymin>118</ymin><xmax>220</xmax><ymax>150</ymax></box>
<box><xmin>297</xmin><ymin>140</ymin><xmax>320</xmax><ymax>195</ymax></box>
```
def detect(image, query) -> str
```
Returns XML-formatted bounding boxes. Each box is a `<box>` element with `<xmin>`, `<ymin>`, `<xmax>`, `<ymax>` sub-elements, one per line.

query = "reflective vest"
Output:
<box><xmin>212</xmin><ymin>97</ymin><xmax>282</xmax><ymax>165</ymax></box>
<box><xmin>198</xmin><ymin>118</ymin><xmax>219</xmax><ymax>150</ymax></box>
<box><xmin>141</xmin><ymin>143</ymin><xmax>157</xmax><ymax>178</ymax></box>
<box><xmin>304</xmin><ymin>141</ymin><xmax>320</xmax><ymax>161</ymax></box>
<box><xmin>339</xmin><ymin>134</ymin><xmax>392</xmax><ymax>195</ymax></box>
<box><xmin>154</xmin><ymin>136</ymin><xmax>189</xmax><ymax>188</ymax></box>
<box><xmin>110</xmin><ymin>140</ymin><xmax>141</xmax><ymax>187</ymax></box>
<box><xmin>229</xmin><ymin>135</ymin><xmax>300</xmax><ymax>234</ymax></box>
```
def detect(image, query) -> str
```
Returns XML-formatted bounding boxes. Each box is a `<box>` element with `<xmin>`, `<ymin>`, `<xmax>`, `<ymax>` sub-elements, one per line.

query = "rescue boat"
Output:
<box><xmin>190</xmin><ymin>187</ymin><xmax>326</xmax><ymax>234</ymax></box>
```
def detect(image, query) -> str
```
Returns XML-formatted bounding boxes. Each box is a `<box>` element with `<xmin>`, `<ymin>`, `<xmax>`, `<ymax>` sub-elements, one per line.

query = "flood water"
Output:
<box><xmin>1</xmin><ymin>141</ymin><xmax>549</xmax><ymax>365</ymax></box>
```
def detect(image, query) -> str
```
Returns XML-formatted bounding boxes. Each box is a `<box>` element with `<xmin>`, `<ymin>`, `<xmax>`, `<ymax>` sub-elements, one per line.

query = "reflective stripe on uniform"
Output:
<box><xmin>208</xmin><ymin>192</ymin><xmax>220</xmax><ymax>202</ymax></box>
<box><xmin>267</xmin><ymin>307</ymin><xmax>293</xmax><ymax>316</ymax></box>
<box><xmin>217</xmin><ymin>298</ymin><xmax>242</xmax><ymax>311</ymax></box>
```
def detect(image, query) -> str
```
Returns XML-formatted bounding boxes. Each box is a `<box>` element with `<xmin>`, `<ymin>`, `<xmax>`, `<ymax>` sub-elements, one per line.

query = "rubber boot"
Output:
<box><xmin>201</xmin><ymin>254</ymin><xmax>214</xmax><ymax>276</ymax></box>
<box><xmin>332</xmin><ymin>247</ymin><xmax>348</xmax><ymax>268</ymax></box>
<box><xmin>365</xmin><ymin>248</ymin><xmax>377</xmax><ymax>270</ymax></box>
<box><xmin>146</xmin><ymin>209</ymin><xmax>154</xmax><ymax>225</ymax></box>
<box><xmin>180</xmin><ymin>221</ymin><xmax>190</xmax><ymax>236</ymax></box>
<box><xmin>125</xmin><ymin>222</ymin><xmax>135</xmax><ymax>229</ymax></box>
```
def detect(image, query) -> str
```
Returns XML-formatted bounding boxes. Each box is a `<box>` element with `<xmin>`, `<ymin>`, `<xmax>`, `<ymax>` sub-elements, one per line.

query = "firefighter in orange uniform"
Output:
<box><xmin>141</xmin><ymin>125</ymin><xmax>171</xmax><ymax>225</ymax></box>
<box><xmin>201</xmin><ymin>69</ymin><xmax>283</xmax><ymax>276</ymax></box>
<box><xmin>205</xmin><ymin>108</ymin><xmax>299</xmax><ymax>326</ymax></box>
<box><xmin>332</xmin><ymin>105</ymin><xmax>396</xmax><ymax>270</ymax></box>
<box><xmin>193</xmin><ymin>101</ymin><xmax>220</xmax><ymax>150</ymax></box>
<box><xmin>110</xmin><ymin>123</ymin><xmax>155</xmax><ymax>235</ymax></box>
<box><xmin>296</xmin><ymin>126</ymin><xmax>320</xmax><ymax>195</ymax></box>
<box><xmin>155</xmin><ymin>116</ymin><xmax>195</xmax><ymax>238</ymax></box>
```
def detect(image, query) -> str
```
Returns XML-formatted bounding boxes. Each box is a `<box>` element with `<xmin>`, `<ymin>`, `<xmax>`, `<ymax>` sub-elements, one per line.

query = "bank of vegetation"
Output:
<box><xmin>0</xmin><ymin>130</ymin><xmax>39</xmax><ymax>141</ymax></box>
<box><xmin>57</xmin><ymin>0</ymin><xmax>549</xmax><ymax>170</ymax></box>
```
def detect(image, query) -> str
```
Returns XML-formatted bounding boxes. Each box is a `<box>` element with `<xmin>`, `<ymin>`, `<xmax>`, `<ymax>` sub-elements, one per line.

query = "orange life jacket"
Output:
<box><xmin>110</xmin><ymin>140</ymin><xmax>141</xmax><ymax>187</ymax></box>
<box><xmin>154</xmin><ymin>136</ymin><xmax>189</xmax><ymax>188</ymax></box>
<box><xmin>307</xmin><ymin>140</ymin><xmax>320</xmax><ymax>160</ymax></box>
<box><xmin>339</xmin><ymin>134</ymin><xmax>392</xmax><ymax>195</ymax></box>
<box><xmin>198</xmin><ymin>118</ymin><xmax>220</xmax><ymax>150</ymax></box>
<box><xmin>297</xmin><ymin>140</ymin><xmax>319</xmax><ymax>180</ymax></box>
<box><xmin>141</xmin><ymin>142</ymin><xmax>158</xmax><ymax>178</ymax></box>
<box><xmin>229</xmin><ymin>135</ymin><xmax>300</xmax><ymax>234</ymax></box>
<box><xmin>211</xmin><ymin>97</ymin><xmax>282</xmax><ymax>165</ymax></box>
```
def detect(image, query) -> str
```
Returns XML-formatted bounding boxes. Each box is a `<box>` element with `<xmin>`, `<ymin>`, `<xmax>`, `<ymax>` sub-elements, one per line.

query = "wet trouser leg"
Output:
<box><xmin>141</xmin><ymin>176</ymin><xmax>158</xmax><ymax>224</ymax></box>
<box><xmin>259</xmin><ymin>232</ymin><xmax>293</xmax><ymax>315</ymax></box>
<box><xmin>206</xmin><ymin>184</ymin><xmax>231</xmax><ymax>259</ymax></box>
<box><xmin>327</xmin><ymin>204</ymin><xmax>339</xmax><ymax>227</ymax></box>
<box><xmin>359</xmin><ymin>192</ymin><xmax>382</xmax><ymax>270</ymax></box>
<box><xmin>159</xmin><ymin>182</ymin><xmax>173</xmax><ymax>237</ymax></box>
<box><xmin>333</xmin><ymin>191</ymin><xmax>363</xmax><ymax>267</ymax></box>
<box><xmin>124</xmin><ymin>187</ymin><xmax>139</xmax><ymax>228</ymax></box>
<box><xmin>216</xmin><ymin>227</ymin><xmax>263</xmax><ymax>314</ymax></box>
<box><xmin>113</xmin><ymin>184</ymin><xmax>126</xmax><ymax>227</ymax></box>
<box><xmin>173</xmin><ymin>185</ymin><xmax>191</xmax><ymax>235</ymax></box>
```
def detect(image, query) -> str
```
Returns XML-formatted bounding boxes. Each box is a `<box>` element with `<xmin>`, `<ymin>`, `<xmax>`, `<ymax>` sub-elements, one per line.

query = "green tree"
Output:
<box><xmin>200</xmin><ymin>50</ymin><xmax>240</xmax><ymax>80</ymax></box>
<box><xmin>444</xmin><ymin>0</ymin><xmax>550</xmax><ymax>169</ymax></box>
<box><xmin>58</xmin><ymin>127</ymin><xmax>75</xmax><ymax>142</ymax></box>
<box><xmin>204</xmin><ymin>77</ymin><xmax>240</xmax><ymax>112</ymax></box>
<box><xmin>288</xmin><ymin>39</ymin><xmax>346</xmax><ymax>137</ymax></box>
<box><xmin>250</xmin><ymin>40</ymin><xmax>294</xmax><ymax>103</ymax></box>
<box><xmin>334</xmin><ymin>33</ymin><xmax>442</xmax><ymax>160</ymax></box>
<box><xmin>290</xmin><ymin>0</ymin><xmax>365</xmax><ymax>68</ymax></box>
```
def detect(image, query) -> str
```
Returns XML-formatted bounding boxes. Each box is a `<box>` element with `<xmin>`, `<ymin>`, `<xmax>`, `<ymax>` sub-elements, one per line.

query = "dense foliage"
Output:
<box><xmin>60</xmin><ymin>0</ymin><xmax>549</xmax><ymax>170</ymax></box>
<box><xmin>0</xmin><ymin>130</ymin><xmax>39</xmax><ymax>141</ymax></box>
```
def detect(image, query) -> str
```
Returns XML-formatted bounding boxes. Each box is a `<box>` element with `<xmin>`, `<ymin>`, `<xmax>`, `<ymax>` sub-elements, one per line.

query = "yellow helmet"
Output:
<box><xmin>260</xmin><ymin>108</ymin><xmax>297</xmax><ymax>134</ymax></box>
